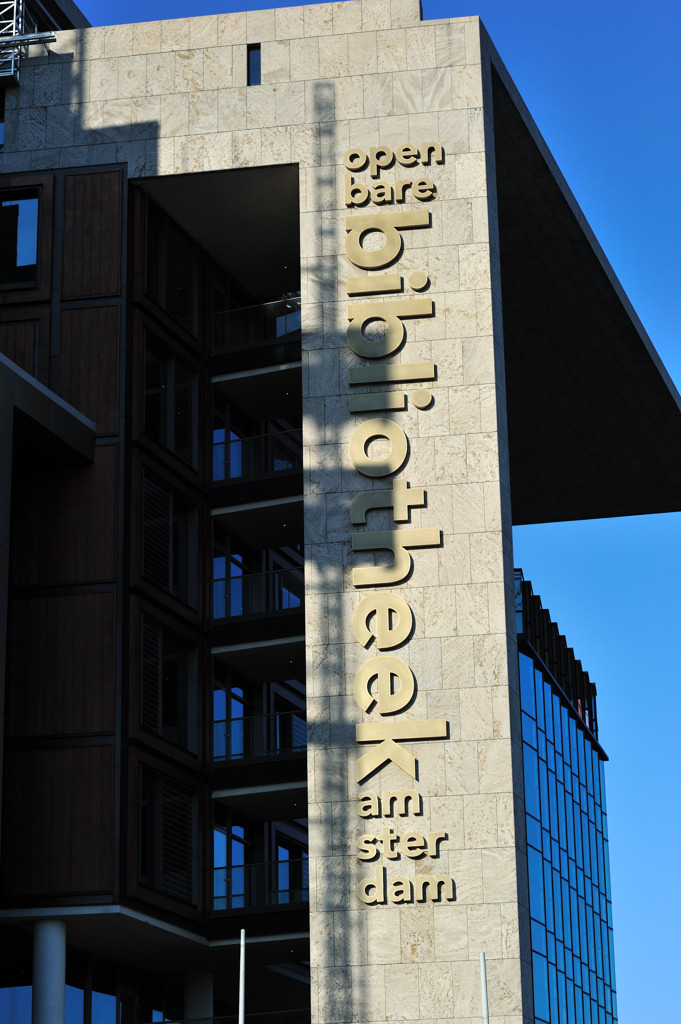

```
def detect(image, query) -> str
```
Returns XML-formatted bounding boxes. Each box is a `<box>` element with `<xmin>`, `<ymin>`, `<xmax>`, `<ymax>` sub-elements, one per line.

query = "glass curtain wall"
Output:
<box><xmin>520</xmin><ymin>650</ymin><xmax>617</xmax><ymax>1024</ymax></box>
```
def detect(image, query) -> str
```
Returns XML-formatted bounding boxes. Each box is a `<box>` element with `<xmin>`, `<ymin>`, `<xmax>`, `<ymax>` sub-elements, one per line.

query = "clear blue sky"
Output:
<box><xmin>81</xmin><ymin>0</ymin><xmax>680</xmax><ymax>1018</ymax></box>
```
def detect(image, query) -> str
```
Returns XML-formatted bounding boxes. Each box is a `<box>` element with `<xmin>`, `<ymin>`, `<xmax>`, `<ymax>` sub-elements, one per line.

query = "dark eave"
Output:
<box><xmin>489</xmin><ymin>50</ymin><xmax>681</xmax><ymax>525</ymax></box>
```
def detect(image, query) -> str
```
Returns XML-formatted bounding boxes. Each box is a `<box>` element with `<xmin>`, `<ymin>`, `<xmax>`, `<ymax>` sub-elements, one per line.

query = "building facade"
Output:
<box><xmin>1</xmin><ymin>0</ymin><xmax>680</xmax><ymax>1021</ymax></box>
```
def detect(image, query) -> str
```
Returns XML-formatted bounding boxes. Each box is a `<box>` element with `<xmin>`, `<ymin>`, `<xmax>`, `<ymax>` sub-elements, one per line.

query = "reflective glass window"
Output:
<box><xmin>0</xmin><ymin>189</ymin><xmax>39</xmax><ymax>289</ymax></box>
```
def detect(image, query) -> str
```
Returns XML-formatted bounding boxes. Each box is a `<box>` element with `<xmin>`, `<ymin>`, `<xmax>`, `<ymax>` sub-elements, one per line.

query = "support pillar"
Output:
<box><xmin>185</xmin><ymin>972</ymin><xmax>213</xmax><ymax>1021</ymax></box>
<box><xmin>32</xmin><ymin>919</ymin><xmax>66</xmax><ymax>1024</ymax></box>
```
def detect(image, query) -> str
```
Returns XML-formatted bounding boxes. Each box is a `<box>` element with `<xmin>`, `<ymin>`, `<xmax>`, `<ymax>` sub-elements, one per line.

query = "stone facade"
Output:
<box><xmin>2</xmin><ymin>1</ymin><xmax>533</xmax><ymax>1020</ymax></box>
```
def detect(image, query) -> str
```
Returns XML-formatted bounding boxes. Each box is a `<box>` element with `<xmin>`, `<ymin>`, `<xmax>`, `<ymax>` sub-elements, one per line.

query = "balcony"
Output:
<box><xmin>212</xmin><ymin>295</ymin><xmax>301</xmax><ymax>366</ymax></box>
<box><xmin>213</xmin><ymin>858</ymin><xmax>309</xmax><ymax>912</ymax></box>
<box><xmin>213</xmin><ymin>568</ymin><xmax>303</xmax><ymax>620</ymax></box>
<box><xmin>213</xmin><ymin>428</ymin><xmax>302</xmax><ymax>484</ymax></box>
<box><xmin>213</xmin><ymin>709</ymin><xmax>306</xmax><ymax>762</ymax></box>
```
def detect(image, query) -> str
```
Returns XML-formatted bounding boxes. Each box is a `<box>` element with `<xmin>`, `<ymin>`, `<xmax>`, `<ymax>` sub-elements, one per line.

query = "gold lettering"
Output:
<box><xmin>343</xmin><ymin>148</ymin><xmax>369</xmax><ymax>172</ymax></box>
<box><xmin>421</xmin><ymin>141</ymin><xmax>445</xmax><ymax>166</ymax></box>
<box><xmin>395</xmin><ymin>143</ymin><xmax>418</xmax><ymax>166</ymax></box>
<box><xmin>403</xmin><ymin>833</ymin><xmax>427</xmax><ymax>858</ymax></box>
<box><xmin>413</xmin><ymin>874</ymin><xmax>455</xmax><ymax>902</ymax></box>
<box><xmin>357</xmin><ymin>834</ymin><xmax>379</xmax><ymax>861</ymax></box>
<box><xmin>348</xmin><ymin>391</ymin><xmax>407</xmax><ymax>413</ymax></box>
<box><xmin>411</xmin><ymin>178</ymin><xmax>436</xmax><ymax>200</ymax></box>
<box><xmin>369</xmin><ymin>145</ymin><xmax>395</xmax><ymax>178</ymax></box>
<box><xmin>357</xmin><ymin>792</ymin><xmax>381</xmax><ymax>817</ymax></box>
<box><xmin>388</xmin><ymin>876</ymin><xmax>412</xmax><ymax>903</ymax></box>
<box><xmin>348</xmin><ymin>361</ymin><xmax>436</xmax><ymax>386</ymax></box>
<box><xmin>348</xmin><ymin>418</ymin><xmax>408</xmax><ymax>478</ymax></box>
<box><xmin>346</xmin><ymin>274</ymin><xmax>402</xmax><ymax>296</ymax></box>
<box><xmin>354</xmin><ymin>656</ymin><xmax>415</xmax><ymax>714</ymax></box>
<box><xmin>358</xmin><ymin>863</ymin><xmax>385</xmax><ymax>904</ymax></box>
<box><xmin>350</xmin><ymin>479</ymin><xmax>426</xmax><ymax>525</ymax></box>
<box><xmin>352</xmin><ymin>592</ymin><xmax>414</xmax><ymax>650</ymax></box>
<box><xmin>344</xmin><ymin>175</ymin><xmax>369</xmax><ymax>207</ymax></box>
<box><xmin>345</xmin><ymin>210</ymin><xmax>430</xmax><ymax>270</ymax></box>
<box><xmin>351</xmin><ymin>527</ymin><xmax>442</xmax><ymax>587</ymax></box>
<box><xmin>347</xmin><ymin>297</ymin><xmax>434</xmax><ymax>359</ymax></box>
<box><xmin>355</xmin><ymin>719</ymin><xmax>448</xmax><ymax>782</ymax></box>
<box><xmin>380</xmin><ymin>789</ymin><xmax>421</xmax><ymax>817</ymax></box>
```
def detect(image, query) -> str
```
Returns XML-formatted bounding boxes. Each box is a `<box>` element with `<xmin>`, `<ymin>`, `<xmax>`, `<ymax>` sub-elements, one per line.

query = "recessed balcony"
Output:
<box><xmin>212</xmin><ymin>427</ymin><xmax>302</xmax><ymax>485</ymax></box>
<box><xmin>213</xmin><ymin>858</ymin><xmax>309</xmax><ymax>913</ymax></box>
<box><xmin>213</xmin><ymin>709</ymin><xmax>306</xmax><ymax>763</ymax></box>
<box><xmin>211</xmin><ymin>295</ymin><xmax>301</xmax><ymax>372</ymax></box>
<box><xmin>212</xmin><ymin>567</ymin><xmax>304</xmax><ymax>620</ymax></box>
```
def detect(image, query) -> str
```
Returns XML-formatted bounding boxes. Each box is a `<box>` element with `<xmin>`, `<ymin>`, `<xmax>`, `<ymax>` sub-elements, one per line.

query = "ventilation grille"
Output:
<box><xmin>141</xmin><ymin>616</ymin><xmax>161</xmax><ymax>732</ymax></box>
<box><xmin>142</xmin><ymin>473</ymin><xmax>171</xmax><ymax>590</ymax></box>
<box><xmin>160</xmin><ymin>780</ymin><xmax>194</xmax><ymax>902</ymax></box>
<box><xmin>165</xmin><ymin>219</ymin><xmax>196</xmax><ymax>334</ymax></box>
<box><xmin>174</xmin><ymin>362</ymin><xmax>195</xmax><ymax>465</ymax></box>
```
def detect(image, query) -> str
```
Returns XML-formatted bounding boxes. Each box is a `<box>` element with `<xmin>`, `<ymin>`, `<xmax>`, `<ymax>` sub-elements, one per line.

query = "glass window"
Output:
<box><xmin>141</xmin><ymin>471</ymin><xmax>197</xmax><ymax>605</ymax></box>
<box><xmin>0</xmin><ymin>189</ymin><xmax>39</xmax><ymax>289</ymax></box>
<box><xmin>247</xmin><ymin>44</ymin><xmax>261</xmax><ymax>85</ymax></box>
<box><xmin>0</xmin><ymin>987</ymin><xmax>31</xmax><ymax>1024</ymax></box>
<box><xmin>65</xmin><ymin>985</ymin><xmax>84</xmax><ymax>1024</ymax></box>
<box><xmin>143</xmin><ymin>333</ymin><xmax>197</xmax><ymax>466</ymax></box>
<box><xmin>139</xmin><ymin>769</ymin><xmax>196</xmax><ymax>903</ymax></box>
<box><xmin>532</xmin><ymin>951</ymin><xmax>550</xmax><ymax>1023</ymax></box>
<box><xmin>140</xmin><ymin>615</ymin><xmax>197</xmax><ymax>751</ymax></box>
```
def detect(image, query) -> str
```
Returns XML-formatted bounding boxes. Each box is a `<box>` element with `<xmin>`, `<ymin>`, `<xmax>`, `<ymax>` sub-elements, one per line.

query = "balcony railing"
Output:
<box><xmin>212</xmin><ymin>295</ymin><xmax>301</xmax><ymax>355</ymax></box>
<box><xmin>213</xmin><ymin>567</ymin><xmax>304</xmax><ymax>619</ymax></box>
<box><xmin>213</xmin><ymin>427</ymin><xmax>302</xmax><ymax>483</ymax></box>
<box><xmin>213</xmin><ymin>857</ymin><xmax>309</xmax><ymax>910</ymax></box>
<box><xmin>213</xmin><ymin>709</ymin><xmax>306</xmax><ymax>761</ymax></box>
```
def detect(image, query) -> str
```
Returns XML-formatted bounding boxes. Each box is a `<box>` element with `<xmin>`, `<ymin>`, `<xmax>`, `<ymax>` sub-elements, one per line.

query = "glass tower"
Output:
<box><xmin>516</xmin><ymin>573</ymin><xmax>617</xmax><ymax>1024</ymax></box>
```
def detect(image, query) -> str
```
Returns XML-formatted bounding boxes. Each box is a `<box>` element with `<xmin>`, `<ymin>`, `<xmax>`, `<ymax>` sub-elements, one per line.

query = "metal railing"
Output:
<box><xmin>213</xmin><ymin>709</ymin><xmax>306</xmax><ymax>761</ymax></box>
<box><xmin>213</xmin><ymin>857</ymin><xmax>308</xmax><ymax>911</ymax></box>
<box><xmin>212</xmin><ymin>567</ymin><xmax>303</xmax><ymax>619</ymax></box>
<box><xmin>212</xmin><ymin>295</ymin><xmax>301</xmax><ymax>355</ymax></box>
<box><xmin>212</xmin><ymin>427</ymin><xmax>302</xmax><ymax>482</ymax></box>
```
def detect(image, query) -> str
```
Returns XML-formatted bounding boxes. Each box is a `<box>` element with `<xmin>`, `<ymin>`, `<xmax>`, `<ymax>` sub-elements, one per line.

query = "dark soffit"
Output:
<box><xmin>491</xmin><ymin>66</ymin><xmax>681</xmax><ymax>525</ymax></box>
<box><xmin>136</xmin><ymin>165</ymin><xmax>301</xmax><ymax>301</ymax></box>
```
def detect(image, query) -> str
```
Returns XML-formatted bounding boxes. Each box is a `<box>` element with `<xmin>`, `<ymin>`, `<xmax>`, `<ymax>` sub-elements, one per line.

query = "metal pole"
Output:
<box><xmin>480</xmin><ymin>951</ymin><xmax>490</xmax><ymax>1024</ymax></box>
<box><xmin>238</xmin><ymin>928</ymin><xmax>246</xmax><ymax>1024</ymax></box>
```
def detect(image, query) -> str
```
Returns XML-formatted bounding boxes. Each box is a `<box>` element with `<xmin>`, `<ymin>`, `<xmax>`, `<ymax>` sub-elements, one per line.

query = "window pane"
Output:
<box><xmin>0</xmin><ymin>191</ymin><xmax>39</xmax><ymax>288</ymax></box>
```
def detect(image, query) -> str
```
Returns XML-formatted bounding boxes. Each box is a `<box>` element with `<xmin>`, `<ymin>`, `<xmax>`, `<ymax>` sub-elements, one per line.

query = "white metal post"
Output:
<box><xmin>238</xmin><ymin>928</ymin><xmax>246</xmax><ymax>1024</ymax></box>
<box><xmin>480</xmin><ymin>951</ymin><xmax>490</xmax><ymax>1024</ymax></box>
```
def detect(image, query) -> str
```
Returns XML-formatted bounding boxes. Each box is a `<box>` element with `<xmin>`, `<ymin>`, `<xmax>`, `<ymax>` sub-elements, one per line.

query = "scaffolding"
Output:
<box><xmin>0</xmin><ymin>0</ymin><xmax>55</xmax><ymax>84</ymax></box>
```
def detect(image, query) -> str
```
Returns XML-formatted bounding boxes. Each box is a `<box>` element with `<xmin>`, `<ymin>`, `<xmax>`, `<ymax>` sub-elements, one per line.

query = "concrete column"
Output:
<box><xmin>32</xmin><ymin>919</ymin><xmax>66</xmax><ymax>1024</ymax></box>
<box><xmin>185</xmin><ymin>972</ymin><xmax>213</xmax><ymax>1021</ymax></box>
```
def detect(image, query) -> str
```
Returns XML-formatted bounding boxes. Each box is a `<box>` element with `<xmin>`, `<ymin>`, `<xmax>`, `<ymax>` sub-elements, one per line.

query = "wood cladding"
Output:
<box><xmin>60</xmin><ymin>306</ymin><xmax>120</xmax><ymax>433</ymax></box>
<box><xmin>0</xmin><ymin>320</ymin><xmax>36</xmax><ymax>376</ymax></box>
<box><xmin>1</xmin><ymin>745</ymin><xmax>114</xmax><ymax>896</ymax></box>
<box><xmin>11</xmin><ymin>444</ymin><xmax>117</xmax><ymax>586</ymax></box>
<box><xmin>62</xmin><ymin>170</ymin><xmax>122</xmax><ymax>299</ymax></box>
<box><xmin>7</xmin><ymin>592</ymin><xmax>116</xmax><ymax>737</ymax></box>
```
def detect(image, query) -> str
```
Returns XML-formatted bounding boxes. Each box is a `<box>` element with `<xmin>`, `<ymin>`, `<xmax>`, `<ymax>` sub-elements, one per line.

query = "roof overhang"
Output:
<box><xmin>488</xmin><ymin>45</ymin><xmax>681</xmax><ymax>524</ymax></box>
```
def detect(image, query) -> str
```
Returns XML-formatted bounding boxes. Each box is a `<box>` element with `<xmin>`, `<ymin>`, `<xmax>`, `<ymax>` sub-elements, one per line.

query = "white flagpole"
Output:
<box><xmin>238</xmin><ymin>928</ymin><xmax>246</xmax><ymax>1024</ymax></box>
<box><xmin>480</xmin><ymin>951</ymin><xmax>490</xmax><ymax>1024</ymax></box>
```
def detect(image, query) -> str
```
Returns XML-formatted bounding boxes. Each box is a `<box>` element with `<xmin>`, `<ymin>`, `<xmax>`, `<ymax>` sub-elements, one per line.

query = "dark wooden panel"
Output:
<box><xmin>0</xmin><ymin>307</ymin><xmax>50</xmax><ymax>384</ymax></box>
<box><xmin>1</xmin><ymin>746</ymin><xmax>114</xmax><ymax>896</ymax></box>
<box><xmin>60</xmin><ymin>306</ymin><xmax>120</xmax><ymax>433</ymax></box>
<box><xmin>10</xmin><ymin>444</ymin><xmax>117</xmax><ymax>586</ymax></box>
<box><xmin>7</xmin><ymin>592</ymin><xmax>116</xmax><ymax>737</ymax></box>
<box><xmin>0</xmin><ymin>320</ymin><xmax>36</xmax><ymax>376</ymax></box>
<box><xmin>62</xmin><ymin>170</ymin><xmax>122</xmax><ymax>299</ymax></box>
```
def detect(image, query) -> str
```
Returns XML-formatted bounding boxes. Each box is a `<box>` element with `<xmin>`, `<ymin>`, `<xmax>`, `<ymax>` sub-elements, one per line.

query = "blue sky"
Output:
<box><xmin>81</xmin><ymin>0</ymin><xmax>680</xmax><ymax>1017</ymax></box>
